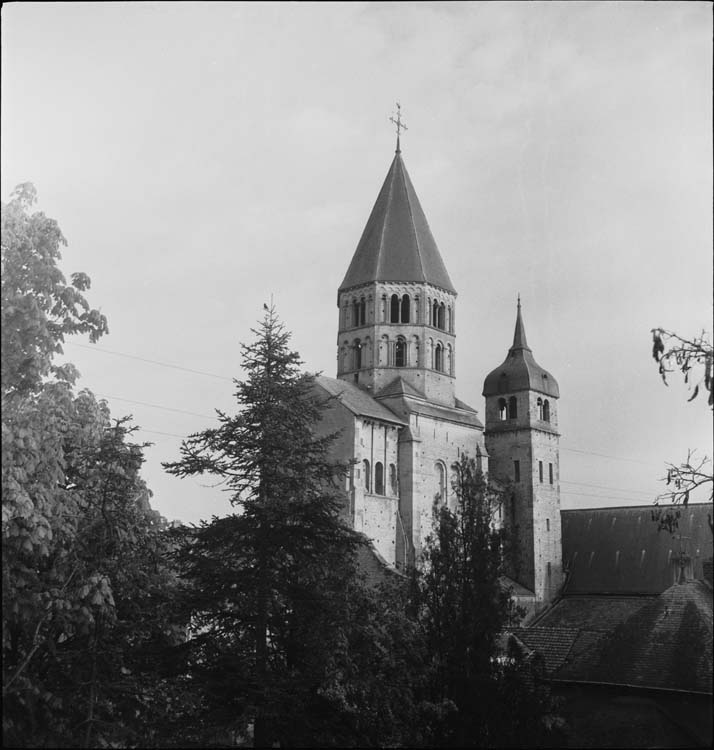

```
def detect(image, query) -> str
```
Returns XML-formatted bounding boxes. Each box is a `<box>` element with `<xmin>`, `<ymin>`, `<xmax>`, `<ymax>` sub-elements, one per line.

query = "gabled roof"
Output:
<box><xmin>561</xmin><ymin>503</ymin><xmax>713</xmax><ymax>595</ymax></box>
<box><xmin>483</xmin><ymin>299</ymin><xmax>559</xmax><ymax>398</ymax></box>
<box><xmin>377</xmin><ymin>376</ymin><xmax>425</xmax><ymax>400</ymax></box>
<box><xmin>553</xmin><ymin>582</ymin><xmax>713</xmax><ymax>694</ymax></box>
<box><xmin>510</xmin><ymin>627</ymin><xmax>580</xmax><ymax>675</ymax></box>
<box><xmin>314</xmin><ymin>375</ymin><xmax>406</xmax><ymax>426</ymax></box>
<box><xmin>338</xmin><ymin>151</ymin><xmax>455</xmax><ymax>294</ymax></box>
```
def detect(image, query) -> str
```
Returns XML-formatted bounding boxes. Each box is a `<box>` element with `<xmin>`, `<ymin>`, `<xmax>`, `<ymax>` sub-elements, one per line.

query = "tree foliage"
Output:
<box><xmin>2</xmin><ymin>185</ymin><xmax>182</xmax><ymax>747</ymax></box>
<box><xmin>650</xmin><ymin>328</ymin><xmax>713</xmax><ymax>533</ymax></box>
<box><xmin>164</xmin><ymin>306</ymin><xmax>419</xmax><ymax>747</ymax></box>
<box><xmin>410</xmin><ymin>456</ymin><xmax>561</xmax><ymax>747</ymax></box>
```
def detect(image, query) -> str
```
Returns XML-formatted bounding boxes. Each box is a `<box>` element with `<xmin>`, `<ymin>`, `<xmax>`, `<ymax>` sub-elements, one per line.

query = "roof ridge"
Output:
<box><xmin>399</xmin><ymin>156</ymin><xmax>427</xmax><ymax>282</ymax></box>
<box><xmin>374</xmin><ymin>156</ymin><xmax>396</xmax><ymax>281</ymax></box>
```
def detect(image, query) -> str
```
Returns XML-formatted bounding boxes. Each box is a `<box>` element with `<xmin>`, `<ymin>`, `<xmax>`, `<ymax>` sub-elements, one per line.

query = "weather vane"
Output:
<box><xmin>389</xmin><ymin>102</ymin><xmax>408</xmax><ymax>153</ymax></box>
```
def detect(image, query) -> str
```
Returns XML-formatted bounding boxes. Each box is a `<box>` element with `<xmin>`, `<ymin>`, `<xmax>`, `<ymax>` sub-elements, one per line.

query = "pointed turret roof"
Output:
<box><xmin>511</xmin><ymin>295</ymin><xmax>530</xmax><ymax>351</ymax></box>
<box><xmin>483</xmin><ymin>299</ymin><xmax>559</xmax><ymax>398</ymax></box>
<box><xmin>339</xmin><ymin>151</ymin><xmax>455</xmax><ymax>294</ymax></box>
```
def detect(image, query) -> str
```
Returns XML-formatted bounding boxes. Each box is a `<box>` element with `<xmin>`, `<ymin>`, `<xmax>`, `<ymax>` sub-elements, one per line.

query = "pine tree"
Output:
<box><xmin>164</xmin><ymin>306</ymin><xmax>368</xmax><ymax>747</ymax></box>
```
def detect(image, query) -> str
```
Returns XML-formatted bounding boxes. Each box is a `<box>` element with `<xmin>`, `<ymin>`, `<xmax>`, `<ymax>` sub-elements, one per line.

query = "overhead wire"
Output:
<box><xmin>65</xmin><ymin>341</ymin><xmax>234</xmax><ymax>381</ymax></box>
<box><xmin>65</xmin><ymin>341</ymin><xmax>676</xmax><ymax>490</ymax></box>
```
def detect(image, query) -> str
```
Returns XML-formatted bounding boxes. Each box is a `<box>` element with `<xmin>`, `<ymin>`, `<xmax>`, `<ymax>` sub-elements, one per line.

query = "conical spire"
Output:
<box><xmin>338</xmin><ymin>152</ymin><xmax>455</xmax><ymax>293</ymax></box>
<box><xmin>511</xmin><ymin>295</ymin><xmax>531</xmax><ymax>352</ymax></box>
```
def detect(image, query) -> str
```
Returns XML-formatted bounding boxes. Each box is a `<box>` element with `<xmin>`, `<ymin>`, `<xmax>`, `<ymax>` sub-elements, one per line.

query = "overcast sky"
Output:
<box><xmin>2</xmin><ymin>1</ymin><xmax>712</xmax><ymax>524</ymax></box>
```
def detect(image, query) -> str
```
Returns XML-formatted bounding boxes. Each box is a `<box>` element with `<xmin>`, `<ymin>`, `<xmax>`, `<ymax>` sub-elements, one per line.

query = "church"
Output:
<box><xmin>311</xmin><ymin>125</ymin><xmax>712</xmax><ymax>746</ymax></box>
<box><xmin>314</xmin><ymin>132</ymin><xmax>563</xmax><ymax>614</ymax></box>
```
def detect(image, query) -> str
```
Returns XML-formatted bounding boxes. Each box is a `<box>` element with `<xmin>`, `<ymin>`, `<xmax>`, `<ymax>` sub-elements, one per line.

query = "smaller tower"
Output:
<box><xmin>483</xmin><ymin>299</ymin><xmax>562</xmax><ymax>605</ymax></box>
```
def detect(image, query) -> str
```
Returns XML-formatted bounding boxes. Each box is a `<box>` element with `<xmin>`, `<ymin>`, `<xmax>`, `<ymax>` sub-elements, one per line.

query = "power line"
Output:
<box><xmin>96</xmin><ymin>393</ymin><xmax>218</xmax><ymax>420</ymax></box>
<box><xmin>65</xmin><ymin>342</ymin><xmax>234</xmax><ymax>381</ymax></box>
<box><xmin>562</xmin><ymin>489</ymin><xmax>655</xmax><ymax>503</ymax></box>
<box><xmin>560</xmin><ymin>445</ymin><xmax>657</xmax><ymax>467</ymax></box>
<box><xmin>561</xmin><ymin>479</ymin><xmax>653</xmax><ymax>497</ymax></box>
<box><xmin>62</xmin><ymin>343</ymin><xmax>673</xmax><ymax>471</ymax></box>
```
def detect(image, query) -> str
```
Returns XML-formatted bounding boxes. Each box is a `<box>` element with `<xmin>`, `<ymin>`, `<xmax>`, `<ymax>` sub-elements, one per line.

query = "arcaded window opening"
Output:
<box><xmin>395</xmin><ymin>337</ymin><xmax>407</xmax><ymax>367</ymax></box>
<box><xmin>508</xmin><ymin>396</ymin><xmax>518</xmax><ymax>419</ymax></box>
<box><xmin>359</xmin><ymin>297</ymin><xmax>366</xmax><ymax>326</ymax></box>
<box><xmin>375</xmin><ymin>462</ymin><xmax>384</xmax><ymax>495</ymax></box>
<box><xmin>543</xmin><ymin>399</ymin><xmax>550</xmax><ymax>422</ymax></box>
<box><xmin>389</xmin><ymin>463</ymin><xmax>397</xmax><ymax>495</ymax></box>
<box><xmin>537</xmin><ymin>397</ymin><xmax>544</xmax><ymax>420</ymax></box>
<box><xmin>390</xmin><ymin>294</ymin><xmax>400</xmax><ymax>323</ymax></box>
<box><xmin>363</xmin><ymin>459</ymin><xmax>370</xmax><ymax>492</ymax></box>
<box><xmin>435</xmin><ymin>462</ymin><xmax>446</xmax><ymax>503</ymax></box>
<box><xmin>437</xmin><ymin>303</ymin><xmax>445</xmax><ymax>330</ymax></box>
<box><xmin>353</xmin><ymin>339</ymin><xmax>362</xmax><ymax>370</ymax></box>
<box><xmin>498</xmin><ymin>398</ymin><xmax>507</xmax><ymax>421</ymax></box>
<box><xmin>401</xmin><ymin>294</ymin><xmax>410</xmax><ymax>323</ymax></box>
<box><xmin>434</xmin><ymin>343</ymin><xmax>443</xmax><ymax>372</ymax></box>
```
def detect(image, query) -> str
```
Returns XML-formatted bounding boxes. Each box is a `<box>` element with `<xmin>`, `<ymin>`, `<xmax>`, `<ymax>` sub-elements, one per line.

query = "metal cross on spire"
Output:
<box><xmin>389</xmin><ymin>102</ymin><xmax>408</xmax><ymax>153</ymax></box>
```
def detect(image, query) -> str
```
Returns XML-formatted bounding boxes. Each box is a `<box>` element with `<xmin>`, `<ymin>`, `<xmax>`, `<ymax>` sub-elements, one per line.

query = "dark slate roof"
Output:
<box><xmin>338</xmin><ymin>152</ymin><xmax>455</xmax><ymax>294</ymax></box>
<box><xmin>561</xmin><ymin>503</ymin><xmax>714</xmax><ymax>595</ymax></box>
<box><xmin>314</xmin><ymin>376</ymin><xmax>406</xmax><ymax>426</ymax></box>
<box><xmin>404</xmin><ymin>399</ymin><xmax>484</xmax><ymax>429</ymax></box>
<box><xmin>510</xmin><ymin>626</ymin><xmax>580</xmax><ymax>675</ymax></box>
<box><xmin>499</xmin><ymin>575</ymin><xmax>535</xmax><ymax>599</ymax></box>
<box><xmin>556</xmin><ymin>582</ymin><xmax>713</xmax><ymax>694</ymax></box>
<box><xmin>482</xmin><ymin>300</ymin><xmax>559</xmax><ymax>398</ymax></box>
<box><xmin>377</xmin><ymin>376</ymin><xmax>425</xmax><ymax>399</ymax></box>
<box><xmin>534</xmin><ymin>595</ymin><xmax>656</xmax><ymax>632</ymax></box>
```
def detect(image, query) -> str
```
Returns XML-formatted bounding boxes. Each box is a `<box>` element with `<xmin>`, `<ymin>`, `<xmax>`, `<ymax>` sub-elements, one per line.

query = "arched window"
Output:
<box><xmin>352</xmin><ymin>299</ymin><xmax>359</xmax><ymax>327</ymax></box>
<box><xmin>359</xmin><ymin>297</ymin><xmax>366</xmax><ymax>325</ymax></box>
<box><xmin>508</xmin><ymin>396</ymin><xmax>518</xmax><ymax>419</ymax></box>
<box><xmin>498</xmin><ymin>398</ymin><xmax>507</xmax><ymax>421</ymax></box>
<box><xmin>353</xmin><ymin>339</ymin><xmax>362</xmax><ymax>370</ymax></box>
<box><xmin>435</xmin><ymin>343</ymin><xmax>443</xmax><ymax>372</ymax></box>
<box><xmin>395</xmin><ymin>337</ymin><xmax>406</xmax><ymax>367</ymax></box>
<box><xmin>437</xmin><ymin>303</ymin><xmax>445</xmax><ymax>330</ymax></box>
<box><xmin>389</xmin><ymin>464</ymin><xmax>397</xmax><ymax>495</ymax></box>
<box><xmin>381</xmin><ymin>295</ymin><xmax>388</xmax><ymax>322</ymax></box>
<box><xmin>537</xmin><ymin>397</ymin><xmax>544</xmax><ymax>420</ymax></box>
<box><xmin>401</xmin><ymin>294</ymin><xmax>410</xmax><ymax>323</ymax></box>
<box><xmin>543</xmin><ymin>400</ymin><xmax>550</xmax><ymax>422</ymax></box>
<box><xmin>435</xmin><ymin>462</ymin><xmax>446</xmax><ymax>503</ymax></box>
<box><xmin>375</xmin><ymin>462</ymin><xmax>384</xmax><ymax>495</ymax></box>
<box><xmin>447</xmin><ymin>305</ymin><xmax>453</xmax><ymax>332</ymax></box>
<box><xmin>447</xmin><ymin>344</ymin><xmax>453</xmax><ymax>375</ymax></box>
<box><xmin>390</xmin><ymin>294</ymin><xmax>400</xmax><ymax>323</ymax></box>
<box><xmin>432</xmin><ymin>300</ymin><xmax>439</xmax><ymax>327</ymax></box>
<box><xmin>362</xmin><ymin>459</ymin><xmax>370</xmax><ymax>492</ymax></box>
<box><xmin>342</xmin><ymin>303</ymin><xmax>349</xmax><ymax>329</ymax></box>
<box><xmin>451</xmin><ymin>462</ymin><xmax>462</xmax><ymax>493</ymax></box>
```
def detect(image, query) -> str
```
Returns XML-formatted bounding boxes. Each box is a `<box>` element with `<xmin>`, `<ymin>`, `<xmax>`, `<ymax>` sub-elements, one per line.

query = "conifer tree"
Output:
<box><xmin>412</xmin><ymin>455</ymin><xmax>558</xmax><ymax>747</ymax></box>
<box><xmin>163</xmin><ymin>306</ymin><xmax>368</xmax><ymax>747</ymax></box>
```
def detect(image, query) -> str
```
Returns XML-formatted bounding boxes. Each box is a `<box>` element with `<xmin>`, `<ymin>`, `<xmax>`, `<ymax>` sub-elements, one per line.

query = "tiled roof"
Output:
<box><xmin>499</xmin><ymin>575</ymin><xmax>535</xmax><ymax>599</ymax></box>
<box><xmin>510</xmin><ymin>626</ymin><xmax>580</xmax><ymax>675</ymax></box>
<box><xmin>405</xmin><ymin>398</ymin><xmax>484</xmax><ymax>428</ymax></box>
<box><xmin>557</xmin><ymin>582</ymin><xmax>713</xmax><ymax>694</ymax></box>
<box><xmin>561</xmin><ymin>503</ymin><xmax>713</xmax><ymax>594</ymax></box>
<box><xmin>338</xmin><ymin>152</ymin><xmax>455</xmax><ymax>294</ymax></box>
<box><xmin>533</xmin><ymin>595</ymin><xmax>655</xmax><ymax>632</ymax></box>
<box><xmin>377</xmin><ymin>376</ymin><xmax>425</xmax><ymax>399</ymax></box>
<box><xmin>483</xmin><ymin>301</ymin><xmax>559</xmax><ymax>398</ymax></box>
<box><xmin>314</xmin><ymin>376</ymin><xmax>406</xmax><ymax>426</ymax></box>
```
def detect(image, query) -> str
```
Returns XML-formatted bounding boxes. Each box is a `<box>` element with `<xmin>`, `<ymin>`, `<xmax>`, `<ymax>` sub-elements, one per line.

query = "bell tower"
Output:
<box><xmin>336</xmin><ymin>142</ymin><xmax>457</xmax><ymax>407</ymax></box>
<box><xmin>482</xmin><ymin>299</ymin><xmax>562</xmax><ymax>605</ymax></box>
